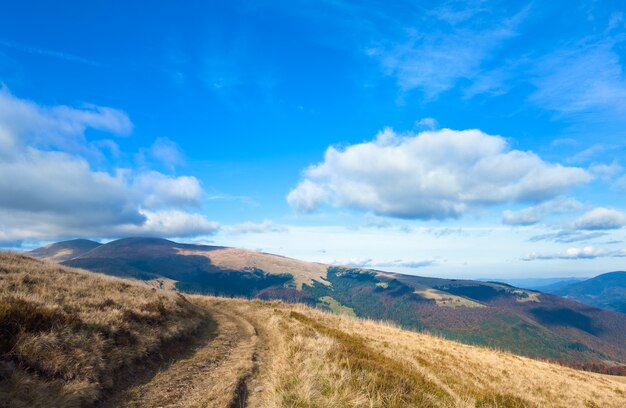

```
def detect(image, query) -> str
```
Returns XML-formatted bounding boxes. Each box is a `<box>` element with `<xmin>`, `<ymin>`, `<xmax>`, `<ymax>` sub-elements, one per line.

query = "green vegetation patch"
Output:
<box><xmin>317</xmin><ymin>296</ymin><xmax>356</xmax><ymax>317</ymax></box>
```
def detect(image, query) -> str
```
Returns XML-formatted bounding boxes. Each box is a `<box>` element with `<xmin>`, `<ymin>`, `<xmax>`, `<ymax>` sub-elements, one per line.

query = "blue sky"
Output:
<box><xmin>2</xmin><ymin>0</ymin><xmax>626</xmax><ymax>278</ymax></box>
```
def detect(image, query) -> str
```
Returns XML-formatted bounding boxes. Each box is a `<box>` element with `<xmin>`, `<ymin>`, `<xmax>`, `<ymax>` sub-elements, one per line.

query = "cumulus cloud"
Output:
<box><xmin>0</xmin><ymin>89</ymin><xmax>217</xmax><ymax>243</ymax></box>
<box><xmin>502</xmin><ymin>197</ymin><xmax>582</xmax><ymax>226</ymax></box>
<box><xmin>523</xmin><ymin>246</ymin><xmax>626</xmax><ymax>261</ymax></box>
<box><xmin>288</xmin><ymin>128</ymin><xmax>591</xmax><ymax>220</ymax></box>
<box><xmin>287</xmin><ymin>179</ymin><xmax>329</xmax><ymax>213</ymax></box>
<box><xmin>573</xmin><ymin>208</ymin><xmax>626</xmax><ymax>230</ymax></box>
<box><xmin>134</xmin><ymin>171</ymin><xmax>202</xmax><ymax>208</ymax></box>
<box><xmin>0</xmin><ymin>87</ymin><xmax>131</xmax><ymax>152</ymax></box>
<box><xmin>115</xmin><ymin>210</ymin><xmax>220</xmax><ymax>237</ymax></box>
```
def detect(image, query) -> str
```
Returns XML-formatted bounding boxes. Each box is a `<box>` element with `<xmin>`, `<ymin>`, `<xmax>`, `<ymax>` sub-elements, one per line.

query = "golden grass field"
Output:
<box><xmin>2</xmin><ymin>252</ymin><xmax>626</xmax><ymax>407</ymax></box>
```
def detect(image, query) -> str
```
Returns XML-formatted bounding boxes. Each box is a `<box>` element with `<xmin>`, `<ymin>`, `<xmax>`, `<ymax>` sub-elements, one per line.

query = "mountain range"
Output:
<box><xmin>539</xmin><ymin>272</ymin><xmax>626</xmax><ymax>314</ymax></box>
<box><xmin>4</xmin><ymin>251</ymin><xmax>625</xmax><ymax>407</ymax></box>
<box><xmin>29</xmin><ymin>237</ymin><xmax>626</xmax><ymax>367</ymax></box>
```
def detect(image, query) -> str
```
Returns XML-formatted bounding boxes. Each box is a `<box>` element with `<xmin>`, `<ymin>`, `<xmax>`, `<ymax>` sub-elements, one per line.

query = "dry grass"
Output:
<box><xmin>175</xmin><ymin>247</ymin><xmax>330</xmax><ymax>289</ymax></box>
<box><xmin>102</xmin><ymin>299</ymin><xmax>258</xmax><ymax>408</ymax></box>
<box><xmin>3</xmin><ymin>253</ymin><xmax>626</xmax><ymax>408</ymax></box>
<box><xmin>212</xmin><ymin>298</ymin><xmax>626</xmax><ymax>408</ymax></box>
<box><xmin>0</xmin><ymin>252</ymin><xmax>208</xmax><ymax>407</ymax></box>
<box><xmin>414</xmin><ymin>288</ymin><xmax>485</xmax><ymax>308</ymax></box>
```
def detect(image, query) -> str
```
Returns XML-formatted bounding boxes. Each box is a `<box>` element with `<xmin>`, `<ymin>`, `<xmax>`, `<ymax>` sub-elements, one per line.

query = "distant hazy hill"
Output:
<box><xmin>2</xmin><ymin>252</ymin><xmax>626</xmax><ymax>407</ymax></box>
<box><xmin>27</xmin><ymin>238</ymin><xmax>101</xmax><ymax>262</ymax></box>
<box><xmin>29</xmin><ymin>237</ymin><xmax>626</xmax><ymax>366</ymax></box>
<box><xmin>485</xmin><ymin>277</ymin><xmax>586</xmax><ymax>290</ymax></box>
<box><xmin>547</xmin><ymin>272</ymin><xmax>626</xmax><ymax>314</ymax></box>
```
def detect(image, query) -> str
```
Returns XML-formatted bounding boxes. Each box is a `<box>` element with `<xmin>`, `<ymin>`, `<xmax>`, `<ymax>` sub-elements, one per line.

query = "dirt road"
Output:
<box><xmin>100</xmin><ymin>300</ymin><xmax>260</xmax><ymax>408</ymax></box>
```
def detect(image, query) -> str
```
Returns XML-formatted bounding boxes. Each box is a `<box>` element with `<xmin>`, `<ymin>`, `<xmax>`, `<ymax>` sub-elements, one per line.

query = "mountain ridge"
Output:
<box><xmin>547</xmin><ymin>271</ymin><xmax>626</xmax><ymax>313</ymax></box>
<box><xmin>3</xmin><ymin>251</ymin><xmax>626</xmax><ymax>407</ymax></box>
<box><xmin>28</xmin><ymin>237</ymin><xmax>626</xmax><ymax>367</ymax></box>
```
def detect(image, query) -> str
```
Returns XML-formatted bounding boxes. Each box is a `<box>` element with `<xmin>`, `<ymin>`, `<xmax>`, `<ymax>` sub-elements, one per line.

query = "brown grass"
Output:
<box><xmin>209</xmin><ymin>298</ymin><xmax>626</xmax><ymax>408</ymax></box>
<box><xmin>175</xmin><ymin>247</ymin><xmax>330</xmax><ymax>289</ymax></box>
<box><xmin>3</xmin><ymin>253</ymin><xmax>626</xmax><ymax>408</ymax></box>
<box><xmin>0</xmin><ymin>252</ymin><xmax>208</xmax><ymax>407</ymax></box>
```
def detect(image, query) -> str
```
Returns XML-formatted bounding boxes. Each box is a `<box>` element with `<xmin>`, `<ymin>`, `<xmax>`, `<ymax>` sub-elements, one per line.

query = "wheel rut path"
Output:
<box><xmin>100</xmin><ymin>300</ymin><xmax>260</xmax><ymax>408</ymax></box>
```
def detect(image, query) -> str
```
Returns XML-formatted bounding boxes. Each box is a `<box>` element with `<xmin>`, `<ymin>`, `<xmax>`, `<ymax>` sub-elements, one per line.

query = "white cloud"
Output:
<box><xmin>287</xmin><ymin>179</ymin><xmax>329</xmax><ymax>213</ymax></box>
<box><xmin>229</xmin><ymin>220</ymin><xmax>287</xmax><ymax>234</ymax></box>
<box><xmin>502</xmin><ymin>207</ymin><xmax>543</xmax><ymax>226</ymax></box>
<box><xmin>288</xmin><ymin>128</ymin><xmax>591</xmax><ymax>220</ymax></box>
<box><xmin>530</xmin><ymin>41</ymin><xmax>626</xmax><ymax>114</ymax></box>
<box><xmin>0</xmin><ymin>87</ymin><xmax>131</xmax><ymax>151</ymax></box>
<box><xmin>573</xmin><ymin>208</ymin><xmax>626</xmax><ymax>230</ymax></box>
<box><xmin>529</xmin><ymin>230</ymin><xmax>607</xmax><ymax>244</ymax></box>
<box><xmin>115</xmin><ymin>210</ymin><xmax>220</xmax><ymax>238</ymax></box>
<box><xmin>149</xmin><ymin>137</ymin><xmax>185</xmax><ymax>169</ymax></box>
<box><xmin>523</xmin><ymin>246</ymin><xmax>626</xmax><ymax>261</ymax></box>
<box><xmin>336</xmin><ymin>258</ymin><xmax>435</xmax><ymax>269</ymax></box>
<box><xmin>134</xmin><ymin>171</ymin><xmax>202</xmax><ymax>208</ymax></box>
<box><xmin>567</xmin><ymin>144</ymin><xmax>613</xmax><ymax>163</ymax></box>
<box><xmin>371</xmin><ymin>5</ymin><xmax>526</xmax><ymax>97</ymax></box>
<box><xmin>502</xmin><ymin>197</ymin><xmax>582</xmax><ymax>226</ymax></box>
<box><xmin>589</xmin><ymin>161</ymin><xmax>622</xmax><ymax>179</ymax></box>
<box><xmin>415</xmin><ymin>117</ymin><xmax>438</xmax><ymax>129</ymax></box>
<box><xmin>0</xmin><ymin>89</ymin><xmax>218</xmax><ymax>243</ymax></box>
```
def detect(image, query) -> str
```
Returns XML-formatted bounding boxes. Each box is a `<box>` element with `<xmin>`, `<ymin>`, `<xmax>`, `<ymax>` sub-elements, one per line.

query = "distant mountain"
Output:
<box><xmin>27</xmin><ymin>238</ymin><xmax>101</xmax><ymax>262</ymax></box>
<box><xmin>30</xmin><ymin>237</ymin><xmax>626</xmax><ymax>366</ymax></box>
<box><xmin>547</xmin><ymin>272</ymin><xmax>626</xmax><ymax>314</ymax></box>
<box><xmin>484</xmin><ymin>277</ymin><xmax>586</xmax><ymax>290</ymax></box>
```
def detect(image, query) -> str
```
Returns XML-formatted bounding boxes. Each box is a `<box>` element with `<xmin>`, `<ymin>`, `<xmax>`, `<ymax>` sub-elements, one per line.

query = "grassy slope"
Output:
<box><xmin>44</xmin><ymin>239</ymin><xmax>626</xmax><ymax>366</ymax></box>
<box><xmin>219</xmin><ymin>297</ymin><xmax>626</xmax><ymax>408</ymax></box>
<box><xmin>0</xmin><ymin>253</ymin><xmax>209</xmax><ymax>407</ymax></box>
<box><xmin>3</xmin><ymin>253</ymin><xmax>626</xmax><ymax>407</ymax></box>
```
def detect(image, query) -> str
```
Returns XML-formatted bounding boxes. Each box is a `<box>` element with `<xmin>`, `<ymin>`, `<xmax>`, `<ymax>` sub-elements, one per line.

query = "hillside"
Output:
<box><xmin>2</xmin><ymin>253</ymin><xmax>626</xmax><ymax>407</ymax></box>
<box><xmin>548</xmin><ymin>272</ymin><xmax>626</xmax><ymax>314</ymax></box>
<box><xmin>0</xmin><ymin>252</ymin><xmax>210</xmax><ymax>407</ymax></box>
<box><xmin>27</xmin><ymin>239</ymin><xmax>101</xmax><ymax>262</ymax></box>
<box><xmin>29</xmin><ymin>237</ymin><xmax>626</xmax><ymax>368</ymax></box>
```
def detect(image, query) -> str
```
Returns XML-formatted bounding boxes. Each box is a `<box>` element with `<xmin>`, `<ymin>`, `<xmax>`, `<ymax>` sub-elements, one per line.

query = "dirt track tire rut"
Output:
<box><xmin>101</xmin><ymin>300</ymin><xmax>260</xmax><ymax>408</ymax></box>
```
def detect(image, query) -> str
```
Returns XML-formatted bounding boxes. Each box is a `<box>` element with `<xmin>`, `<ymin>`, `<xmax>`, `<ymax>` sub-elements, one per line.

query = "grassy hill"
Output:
<box><xmin>30</xmin><ymin>237</ymin><xmax>626</xmax><ymax>368</ymax></box>
<box><xmin>2</xmin><ymin>252</ymin><xmax>626</xmax><ymax>407</ymax></box>
<box><xmin>27</xmin><ymin>239</ymin><xmax>101</xmax><ymax>262</ymax></box>
<box><xmin>0</xmin><ymin>252</ymin><xmax>209</xmax><ymax>407</ymax></box>
<box><xmin>548</xmin><ymin>272</ymin><xmax>626</xmax><ymax>314</ymax></box>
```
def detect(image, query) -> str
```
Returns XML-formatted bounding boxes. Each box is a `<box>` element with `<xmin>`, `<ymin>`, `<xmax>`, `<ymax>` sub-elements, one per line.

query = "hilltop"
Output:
<box><xmin>29</xmin><ymin>238</ymin><xmax>626</xmax><ymax>368</ymax></box>
<box><xmin>2</xmin><ymin>252</ymin><xmax>626</xmax><ymax>407</ymax></box>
